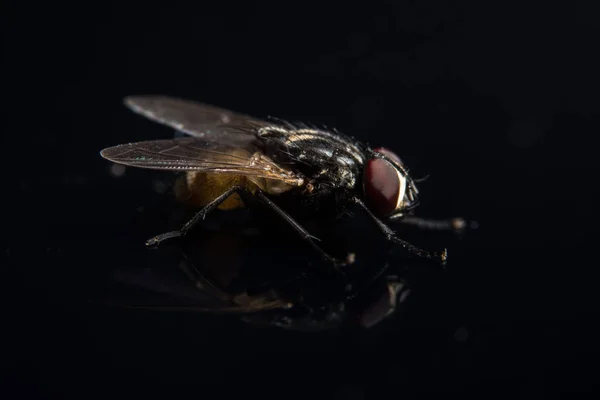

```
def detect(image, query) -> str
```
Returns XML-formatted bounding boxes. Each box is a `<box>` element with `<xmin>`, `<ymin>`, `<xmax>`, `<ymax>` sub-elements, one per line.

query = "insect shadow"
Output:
<box><xmin>102</xmin><ymin>202</ymin><xmax>420</xmax><ymax>332</ymax></box>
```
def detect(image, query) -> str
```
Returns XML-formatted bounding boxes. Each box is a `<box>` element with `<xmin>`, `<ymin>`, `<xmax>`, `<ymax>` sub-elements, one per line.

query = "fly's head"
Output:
<box><xmin>362</xmin><ymin>147</ymin><xmax>420</xmax><ymax>219</ymax></box>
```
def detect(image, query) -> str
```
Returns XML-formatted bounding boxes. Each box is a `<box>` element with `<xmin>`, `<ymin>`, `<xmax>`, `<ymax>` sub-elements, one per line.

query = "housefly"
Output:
<box><xmin>101</xmin><ymin>96</ymin><xmax>466</xmax><ymax>271</ymax></box>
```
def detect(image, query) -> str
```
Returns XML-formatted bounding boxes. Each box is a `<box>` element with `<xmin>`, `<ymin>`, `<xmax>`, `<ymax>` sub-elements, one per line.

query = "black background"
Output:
<box><xmin>3</xmin><ymin>1</ymin><xmax>600</xmax><ymax>399</ymax></box>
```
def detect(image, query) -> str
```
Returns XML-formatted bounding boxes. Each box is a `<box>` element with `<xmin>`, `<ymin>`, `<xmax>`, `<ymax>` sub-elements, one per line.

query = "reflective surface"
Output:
<box><xmin>5</xmin><ymin>2</ymin><xmax>600</xmax><ymax>399</ymax></box>
<box><xmin>90</xmin><ymin>173</ymin><xmax>445</xmax><ymax>331</ymax></box>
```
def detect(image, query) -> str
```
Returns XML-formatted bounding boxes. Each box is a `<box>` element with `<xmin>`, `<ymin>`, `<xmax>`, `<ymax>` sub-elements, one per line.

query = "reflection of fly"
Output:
<box><xmin>101</xmin><ymin>96</ymin><xmax>465</xmax><ymax>270</ymax></box>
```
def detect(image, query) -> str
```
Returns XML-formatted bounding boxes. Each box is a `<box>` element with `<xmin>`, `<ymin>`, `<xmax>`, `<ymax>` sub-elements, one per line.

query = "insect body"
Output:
<box><xmin>101</xmin><ymin>96</ymin><xmax>463</xmax><ymax>269</ymax></box>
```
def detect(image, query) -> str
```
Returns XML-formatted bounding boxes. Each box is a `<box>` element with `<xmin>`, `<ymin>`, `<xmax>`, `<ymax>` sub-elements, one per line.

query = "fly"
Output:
<box><xmin>100</xmin><ymin>95</ymin><xmax>466</xmax><ymax>271</ymax></box>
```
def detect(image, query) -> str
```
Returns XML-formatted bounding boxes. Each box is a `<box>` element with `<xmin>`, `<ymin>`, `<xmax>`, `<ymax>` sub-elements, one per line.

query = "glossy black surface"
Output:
<box><xmin>4</xmin><ymin>1</ymin><xmax>600</xmax><ymax>399</ymax></box>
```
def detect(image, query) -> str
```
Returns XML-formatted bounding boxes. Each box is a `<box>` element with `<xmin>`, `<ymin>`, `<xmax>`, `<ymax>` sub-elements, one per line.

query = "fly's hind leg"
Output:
<box><xmin>146</xmin><ymin>186</ymin><xmax>242</xmax><ymax>247</ymax></box>
<box><xmin>146</xmin><ymin>186</ymin><xmax>351</xmax><ymax>272</ymax></box>
<box><xmin>254</xmin><ymin>191</ymin><xmax>353</xmax><ymax>272</ymax></box>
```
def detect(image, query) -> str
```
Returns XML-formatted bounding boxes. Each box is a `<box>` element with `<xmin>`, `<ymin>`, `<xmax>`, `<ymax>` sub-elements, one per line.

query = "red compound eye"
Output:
<box><xmin>364</xmin><ymin>151</ymin><xmax>406</xmax><ymax>217</ymax></box>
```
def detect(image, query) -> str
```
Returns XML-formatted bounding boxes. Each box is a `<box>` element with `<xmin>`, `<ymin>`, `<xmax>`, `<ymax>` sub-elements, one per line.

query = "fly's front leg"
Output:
<box><xmin>353</xmin><ymin>198</ymin><xmax>447</xmax><ymax>266</ymax></box>
<box><xmin>254</xmin><ymin>191</ymin><xmax>353</xmax><ymax>272</ymax></box>
<box><xmin>146</xmin><ymin>186</ymin><xmax>242</xmax><ymax>247</ymax></box>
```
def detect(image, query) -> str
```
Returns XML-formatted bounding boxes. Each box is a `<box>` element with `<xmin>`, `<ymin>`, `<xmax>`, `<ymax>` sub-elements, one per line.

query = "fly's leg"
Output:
<box><xmin>146</xmin><ymin>185</ymin><xmax>352</xmax><ymax>271</ymax></box>
<box><xmin>254</xmin><ymin>191</ymin><xmax>352</xmax><ymax>271</ymax></box>
<box><xmin>146</xmin><ymin>186</ymin><xmax>242</xmax><ymax>247</ymax></box>
<box><xmin>395</xmin><ymin>215</ymin><xmax>468</xmax><ymax>232</ymax></box>
<box><xmin>353</xmin><ymin>198</ymin><xmax>447</xmax><ymax>266</ymax></box>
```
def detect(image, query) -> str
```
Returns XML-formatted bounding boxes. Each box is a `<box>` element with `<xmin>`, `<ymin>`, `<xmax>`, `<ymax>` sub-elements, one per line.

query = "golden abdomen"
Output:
<box><xmin>175</xmin><ymin>171</ymin><xmax>249</xmax><ymax>210</ymax></box>
<box><xmin>174</xmin><ymin>169</ymin><xmax>298</xmax><ymax>210</ymax></box>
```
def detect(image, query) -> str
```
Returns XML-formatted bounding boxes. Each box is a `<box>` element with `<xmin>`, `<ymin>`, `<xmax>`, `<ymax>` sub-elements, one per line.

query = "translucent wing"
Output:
<box><xmin>124</xmin><ymin>95</ymin><xmax>267</xmax><ymax>138</ymax></box>
<box><xmin>100</xmin><ymin>137</ymin><xmax>304</xmax><ymax>186</ymax></box>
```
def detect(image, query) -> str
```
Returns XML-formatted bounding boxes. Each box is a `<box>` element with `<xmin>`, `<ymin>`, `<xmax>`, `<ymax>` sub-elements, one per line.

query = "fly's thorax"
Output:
<box><xmin>259</xmin><ymin>126</ymin><xmax>365</xmax><ymax>192</ymax></box>
<box><xmin>283</xmin><ymin>147</ymin><xmax>363</xmax><ymax>190</ymax></box>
